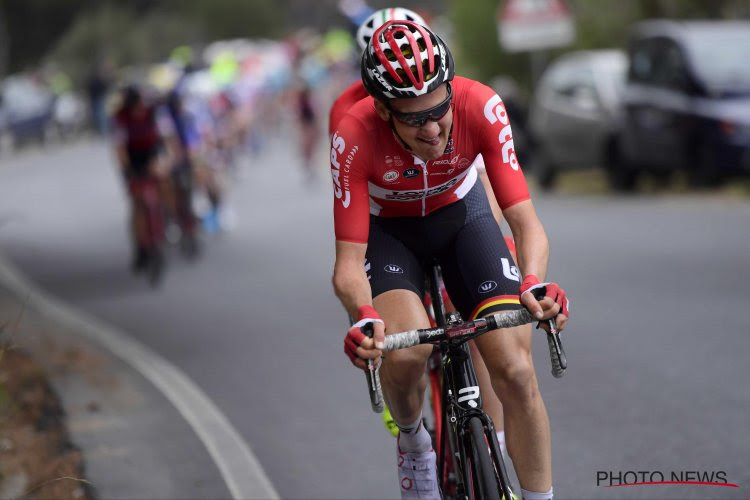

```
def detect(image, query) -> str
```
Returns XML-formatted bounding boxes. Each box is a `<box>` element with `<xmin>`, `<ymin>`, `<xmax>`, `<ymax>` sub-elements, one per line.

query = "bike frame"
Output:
<box><xmin>426</xmin><ymin>263</ymin><xmax>516</xmax><ymax>499</ymax></box>
<box><xmin>363</xmin><ymin>264</ymin><xmax>566</xmax><ymax>497</ymax></box>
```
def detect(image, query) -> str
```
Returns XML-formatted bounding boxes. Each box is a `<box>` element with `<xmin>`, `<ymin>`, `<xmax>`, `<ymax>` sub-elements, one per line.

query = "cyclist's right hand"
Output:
<box><xmin>344</xmin><ymin>305</ymin><xmax>385</xmax><ymax>370</ymax></box>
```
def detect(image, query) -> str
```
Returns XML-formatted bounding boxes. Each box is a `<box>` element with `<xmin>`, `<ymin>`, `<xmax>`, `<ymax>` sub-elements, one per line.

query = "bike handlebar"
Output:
<box><xmin>383</xmin><ymin>309</ymin><xmax>567</xmax><ymax>378</ymax></box>
<box><xmin>362</xmin><ymin>309</ymin><xmax>567</xmax><ymax>414</ymax></box>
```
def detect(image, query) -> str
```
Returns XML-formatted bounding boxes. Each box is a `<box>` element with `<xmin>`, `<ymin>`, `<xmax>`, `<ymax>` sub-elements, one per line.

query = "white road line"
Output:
<box><xmin>0</xmin><ymin>253</ymin><xmax>279</xmax><ymax>500</ymax></box>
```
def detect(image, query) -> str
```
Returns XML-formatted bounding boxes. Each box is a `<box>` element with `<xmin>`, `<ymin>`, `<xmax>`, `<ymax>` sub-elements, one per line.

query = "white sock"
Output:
<box><xmin>395</xmin><ymin>415</ymin><xmax>431</xmax><ymax>453</ymax></box>
<box><xmin>496</xmin><ymin>430</ymin><xmax>506</xmax><ymax>452</ymax></box>
<box><xmin>521</xmin><ymin>487</ymin><xmax>553</xmax><ymax>500</ymax></box>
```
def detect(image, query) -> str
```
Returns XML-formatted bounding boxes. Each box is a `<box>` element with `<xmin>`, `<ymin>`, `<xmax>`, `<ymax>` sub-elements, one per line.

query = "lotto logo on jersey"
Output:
<box><xmin>483</xmin><ymin>95</ymin><xmax>519</xmax><ymax>171</ymax></box>
<box><xmin>330</xmin><ymin>132</ymin><xmax>351</xmax><ymax>208</ymax></box>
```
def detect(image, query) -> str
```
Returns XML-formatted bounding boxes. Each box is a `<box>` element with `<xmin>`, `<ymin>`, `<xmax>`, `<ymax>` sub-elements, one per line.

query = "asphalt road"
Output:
<box><xmin>0</xmin><ymin>138</ymin><xmax>748</xmax><ymax>499</ymax></box>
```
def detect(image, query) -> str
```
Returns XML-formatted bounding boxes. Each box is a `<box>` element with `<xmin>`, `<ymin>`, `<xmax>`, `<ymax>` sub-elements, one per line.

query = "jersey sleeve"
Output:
<box><xmin>465</xmin><ymin>82</ymin><xmax>530</xmax><ymax>210</ymax></box>
<box><xmin>331</xmin><ymin>114</ymin><xmax>371</xmax><ymax>244</ymax></box>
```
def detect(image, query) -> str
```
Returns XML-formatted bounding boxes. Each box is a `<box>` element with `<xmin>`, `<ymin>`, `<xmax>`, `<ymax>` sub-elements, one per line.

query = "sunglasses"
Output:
<box><xmin>388</xmin><ymin>83</ymin><xmax>453</xmax><ymax>127</ymax></box>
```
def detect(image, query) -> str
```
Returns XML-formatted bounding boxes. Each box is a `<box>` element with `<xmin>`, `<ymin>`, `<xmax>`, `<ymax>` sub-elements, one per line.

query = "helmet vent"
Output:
<box><xmin>400</xmin><ymin>45</ymin><xmax>414</xmax><ymax>58</ymax></box>
<box><xmin>423</xmin><ymin>60</ymin><xmax>434</xmax><ymax>80</ymax></box>
<box><xmin>361</xmin><ymin>19</ymin><xmax>454</xmax><ymax>100</ymax></box>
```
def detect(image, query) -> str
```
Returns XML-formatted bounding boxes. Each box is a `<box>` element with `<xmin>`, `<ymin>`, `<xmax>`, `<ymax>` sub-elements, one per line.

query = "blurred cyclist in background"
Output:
<box><xmin>329</xmin><ymin>6</ymin><xmax>512</xmax><ymax>461</ymax></box>
<box><xmin>166</xmin><ymin>85</ymin><xmax>201</xmax><ymax>257</ymax></box>
<box><xmin>112</xmin><ymin>85</ymin><xmax>176</xmax><ymax>277</ymax></box>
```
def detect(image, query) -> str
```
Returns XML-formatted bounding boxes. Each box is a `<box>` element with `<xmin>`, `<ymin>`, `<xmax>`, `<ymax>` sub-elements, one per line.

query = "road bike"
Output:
<box><xmin>130</xmin><ymin>176</ymin><xmax>166</xmax><ymax>287</ymax></box>
<box><xmin>363</xmin><ymin>263</ymin><xmax>566</xmax><ymax>499</ymax></box>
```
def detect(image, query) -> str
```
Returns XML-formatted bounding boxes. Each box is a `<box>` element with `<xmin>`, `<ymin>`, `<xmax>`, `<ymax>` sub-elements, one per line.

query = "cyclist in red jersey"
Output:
<box><xmin>333</xmin><ymin>21</ymin><xmax>569</xmax><ymax>499</ymax></box>
<box><xmin>330</xmin><ymin>5</ymin><xmax>515</xmax><ymax>460</ymax></box>
<box><xmin>113</xmin><ymin>85</ymin><xmax>175</xmax><ymax>272</ymax></box>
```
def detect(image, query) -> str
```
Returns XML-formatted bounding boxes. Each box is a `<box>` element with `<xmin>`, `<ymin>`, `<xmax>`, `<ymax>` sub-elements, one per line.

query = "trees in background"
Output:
<box><xmin>449</xmin><ymin>0</ymin><xmax>750</xmax><ymax>95</ymax></box>
<box><xmin>0</xmin><ymin>0</ymin><xmax>283</xmax><ymax>81</ymax></box>
<box><xmin>1</xmin><ymin>0</ymin><xmax>749</xmax><ymax>86</ymax></box>
<box><xmin>0</xmin><ymin>4</ymin><xmax>7</xmax><ymax>76</ymax></box>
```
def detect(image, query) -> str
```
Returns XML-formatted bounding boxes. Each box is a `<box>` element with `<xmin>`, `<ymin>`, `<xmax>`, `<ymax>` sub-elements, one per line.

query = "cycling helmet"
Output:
<box><xmin>356</xmin><ymin>7</ymin><xmax>427</xmax><ymax>51</ymax></box>
<box><xmin>361</xmin><ymin>21</ymin><xmax>454</xmax><ymax>102</ymax></box>
<box><xmin>122</xmin><ymin>84</ymin><xmax>143</xmax><ymax>110</ymax></box>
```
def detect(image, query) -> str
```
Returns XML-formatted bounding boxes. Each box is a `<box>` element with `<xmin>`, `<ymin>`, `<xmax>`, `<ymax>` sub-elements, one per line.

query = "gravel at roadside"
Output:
<box><xmin>0</xmin><ymin>281</ymin><xmax>232</xmax><ymax>499</ymax></box>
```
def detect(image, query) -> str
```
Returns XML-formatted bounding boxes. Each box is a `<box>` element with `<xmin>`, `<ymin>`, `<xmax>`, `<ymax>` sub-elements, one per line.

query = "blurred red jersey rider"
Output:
<box><xmin>113</xmin><ymin>85</ymin><xmax>174</xmax><ymax>270</ymax></box>
<box><xmin>331</xmin><ymin>20</ymin><xmax>569</xmax><ymax>500</ymax></box>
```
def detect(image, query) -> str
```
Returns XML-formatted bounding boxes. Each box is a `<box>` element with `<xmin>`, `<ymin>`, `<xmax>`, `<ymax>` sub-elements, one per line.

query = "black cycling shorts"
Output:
<box><xmin>365</xmin><ymin>181</ymin><xmax>522</xmax><ymax>320</ymax></box>
<box><xmin>126</xmin><ymin>147</ymin><xmax>160</xmax><ymax>178</ymax></box>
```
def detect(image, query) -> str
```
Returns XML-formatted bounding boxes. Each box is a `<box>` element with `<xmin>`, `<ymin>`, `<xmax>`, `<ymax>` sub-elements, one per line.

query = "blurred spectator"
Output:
<box><xmin>86</xmin><ymin>59</ymin><xmax>114</xmax><ymax>135</ymax></box>
<box><xmin>297</xmin><ymin>80</ymin><xmax>320</xmax><ymax>182</ymax></box>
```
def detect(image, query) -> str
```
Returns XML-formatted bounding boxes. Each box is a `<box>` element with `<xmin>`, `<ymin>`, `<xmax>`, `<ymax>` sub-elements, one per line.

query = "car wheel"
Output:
<box><xmin>606</xmin><ymin>141</ymin><xmax>638</xmax><ymax>192</ymax></box>
<box><xmin>688</xmin><ymin>142</ymin><xmax>722</xmax><ymax>188</ymax></box>
<box><xmin>41</xmin><ymin>121</ymin><xmax>59</xmax><ymax>147</ymax></box>
<box><xmin>535</xmin><ymin>148</ymin><xmax>558</xmax><ymax>191</ymax></box>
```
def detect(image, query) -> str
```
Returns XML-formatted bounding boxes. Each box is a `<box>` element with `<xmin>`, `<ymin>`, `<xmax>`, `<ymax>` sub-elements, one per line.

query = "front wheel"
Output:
<box><xmin>466</xmin><ymin>417</ymin><xmax>503</xmax><ymax>500</ymax></box>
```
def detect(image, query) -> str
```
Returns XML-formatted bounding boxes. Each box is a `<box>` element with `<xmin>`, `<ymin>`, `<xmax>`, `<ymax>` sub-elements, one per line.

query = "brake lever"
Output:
<box><xmin>361</xmin><ymin>322</ymin><xmax>384</xmax><ymax>412</ymax></box>
<box><xmin>529</xmin><ymin>287</ymin><xmax>567</xmax><ymax>377</ymax></box>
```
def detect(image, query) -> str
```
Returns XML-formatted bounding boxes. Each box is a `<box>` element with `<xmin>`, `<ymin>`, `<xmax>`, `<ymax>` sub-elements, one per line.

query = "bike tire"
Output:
<box><xmin>467</xmin><ymin>416</ymin><xmax>502</xmax><ymax>500</ymax></box>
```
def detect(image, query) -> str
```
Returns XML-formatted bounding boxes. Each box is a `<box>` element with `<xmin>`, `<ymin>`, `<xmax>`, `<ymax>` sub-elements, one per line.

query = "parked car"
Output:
<box><xmin>527</xmin><ymin>49</ymin><xmax>627</xmax><ymax>190</ymax></box>
<box><xmin>618</xmin><ymin>20</ymin><xmax>750</xmax><ymax>188</ymax></box>
<box><xmin>0</xmin><ymin>75</ymin><xmax>56</xmax><ymax>152</ymax></box>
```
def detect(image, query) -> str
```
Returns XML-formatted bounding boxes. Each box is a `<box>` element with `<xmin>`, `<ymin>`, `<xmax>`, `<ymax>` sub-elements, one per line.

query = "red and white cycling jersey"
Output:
<box><xmin>329</xmin><ymin>81</ymin><xmax>370</xmax><ymax>136</ymax></box>
<box><xmin>331</xmin><ymin>76</ymin><xmax>530</xmax><ymax>244</ymax></box>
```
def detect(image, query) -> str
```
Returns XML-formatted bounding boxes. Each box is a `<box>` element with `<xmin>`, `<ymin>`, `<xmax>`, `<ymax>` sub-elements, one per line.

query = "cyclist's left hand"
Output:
<box><xmin>519</xmin><ymin>274</ymin><xmax>569</xmax><ymax>332</ymax></box>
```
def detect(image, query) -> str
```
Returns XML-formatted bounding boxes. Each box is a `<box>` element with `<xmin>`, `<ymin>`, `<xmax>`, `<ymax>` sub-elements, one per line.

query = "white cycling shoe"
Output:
<box><xmin>397</xmin><ymin>446</ymin><xmax>441</xmax><ymax>499</ymax></box>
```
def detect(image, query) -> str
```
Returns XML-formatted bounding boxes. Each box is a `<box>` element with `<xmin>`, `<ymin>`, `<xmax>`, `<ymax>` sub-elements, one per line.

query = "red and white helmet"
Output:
<box><xmin>356</xmin><ymin>7</ymin><xmax>427</xmax><ymax>51</ymax></box>
<box><xmin>361</xmin><ymin>20</ymin><xmax>454</xmax><ymax>101</ymax></box>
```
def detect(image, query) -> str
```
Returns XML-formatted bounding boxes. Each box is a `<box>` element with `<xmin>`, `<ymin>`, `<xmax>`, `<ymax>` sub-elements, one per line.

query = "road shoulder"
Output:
<box><xmin>0</xmin><ymin>278</ymin><xmax>234</xmax><ymax>498</ymax></box>
<box><xmin>0</xmin><ymin>243</ymin><xmax>285</xmax><ymax>498</ymax></box>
